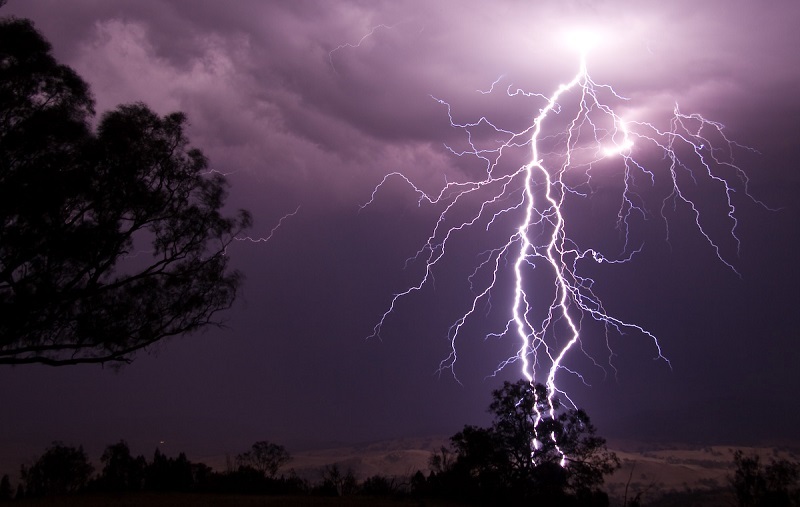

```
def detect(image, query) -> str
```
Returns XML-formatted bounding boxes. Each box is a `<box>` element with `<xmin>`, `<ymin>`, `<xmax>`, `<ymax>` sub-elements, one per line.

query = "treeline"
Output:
<box><xmin>732</xmin><ymin>450</ymin><xmax>800</xmax><ymax>507</ymax></box>
<box><xmin>0</xmin><ymin>437</ymin><xmax>605</xmax><ymax>505</ymax></box>
<box><xmin>2</xmin><ymin>383</ymin><xmax>799</xmax><ymax>506</ymax></box>
<box><xmin>0</xmin><ymin>381</ymin><xmax>622</xmax><ymax>506</ymax></box>
<box><xmin>0</xmin><ymin>439</ymin><xmax>307</xmax><ymax>500</ymax></box>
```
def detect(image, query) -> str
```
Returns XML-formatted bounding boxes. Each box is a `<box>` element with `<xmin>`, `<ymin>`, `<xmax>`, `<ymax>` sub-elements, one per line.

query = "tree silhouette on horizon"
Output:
<box><xmin>429</xmin><ymin>379</ymin><xmax>619</xmax><ymax>505</ymax></box>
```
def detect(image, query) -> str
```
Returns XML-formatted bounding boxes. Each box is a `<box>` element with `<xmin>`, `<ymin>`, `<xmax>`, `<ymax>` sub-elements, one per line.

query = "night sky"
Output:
<box><xmin>2</xmin><ymin>0</ymin><xmax>799</xmax><ymax>469</ymax></box>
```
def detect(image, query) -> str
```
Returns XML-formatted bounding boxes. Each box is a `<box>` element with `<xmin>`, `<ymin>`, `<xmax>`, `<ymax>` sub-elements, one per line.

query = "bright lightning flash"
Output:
<box><xmin>364</xmin><ymin>30</ymin><xmax>759</xmax><ymax>464</ymax></box>
<box><xmin>563</xmin><ymin>28</ymin><xmax>602</xmax><ymax>55</ymax></box>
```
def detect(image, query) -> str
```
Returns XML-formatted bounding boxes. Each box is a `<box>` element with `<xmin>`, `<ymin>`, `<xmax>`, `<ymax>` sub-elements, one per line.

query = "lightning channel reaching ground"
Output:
<box><xmin>364</xmin><ymin>43</ymin><xmax>760</xmax><ymax>455</ymax></box>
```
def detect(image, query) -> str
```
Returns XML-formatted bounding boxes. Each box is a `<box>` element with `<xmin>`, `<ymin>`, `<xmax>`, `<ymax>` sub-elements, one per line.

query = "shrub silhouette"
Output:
<box><xmin>20</xmin><ymin>442</ymin><xmax>93</xmax><ymax>497</ymax></box>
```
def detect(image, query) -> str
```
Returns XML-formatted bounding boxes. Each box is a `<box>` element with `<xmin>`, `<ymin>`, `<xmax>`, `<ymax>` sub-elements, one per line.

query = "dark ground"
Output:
<box><xmin>8</xmin><ymin>490</ymin><xmax>738</xmax><ymax>507</ymax></box>
<box><xmin>9</xmin><ymin>493</ymin><xmax>462</xmax><ymax>507</ymax></box>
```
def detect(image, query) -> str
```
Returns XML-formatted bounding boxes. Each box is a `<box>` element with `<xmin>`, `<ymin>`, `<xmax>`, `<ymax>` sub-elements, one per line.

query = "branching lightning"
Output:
<box><xmin>364</xmin><ymin>32</ymin><xmax>760</xmax><ymax>461</ymax></box>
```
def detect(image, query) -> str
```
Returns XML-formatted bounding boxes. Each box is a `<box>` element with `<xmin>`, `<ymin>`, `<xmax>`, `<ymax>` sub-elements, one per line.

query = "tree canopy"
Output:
<box><xmin>97</xmin><ymin>440</ymin><xmax>146</xmax><ymax>492</ymax></box>
<box><xmin>0</xmin><ymin>17</ymin><xmax>251</xmax><ymax>365</ymax></box>
<box><xmin>237</xmin><ymin>441</ymin><xmax>292</xmax><ymax>479</ymax></box>
<box><xmin>20</xmin><ymin>442</ymin><xmax>93</xmax><ymax>497</ymax></box>
<box><xmin>732</xmin><ymin>450</ymin><xmax>800</xmax><ymax>507</ymax></box>
<box><xmin>430</xmin><ymin>380</ymin><xmax>619</xmax><ymax>505</ymax></box>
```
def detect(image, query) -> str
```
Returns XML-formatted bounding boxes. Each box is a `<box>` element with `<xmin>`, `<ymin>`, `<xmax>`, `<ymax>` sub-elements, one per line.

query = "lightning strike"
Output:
<box><xmin>365</xmin><ymin>32</ymin><xmax>760</xmax><ymax>464</ymax></box>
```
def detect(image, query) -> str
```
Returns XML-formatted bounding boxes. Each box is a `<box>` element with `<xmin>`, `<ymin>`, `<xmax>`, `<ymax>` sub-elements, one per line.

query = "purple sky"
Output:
<box><xmin>2</xmin><ymin>0</ymin><xmax>799</xmax><ymax>470</ymax></box>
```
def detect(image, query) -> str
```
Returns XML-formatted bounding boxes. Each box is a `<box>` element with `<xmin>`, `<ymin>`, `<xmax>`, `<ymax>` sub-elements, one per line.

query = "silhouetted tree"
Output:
<box><xmin>191</xmin><ymin>461</ymin><xmax>213</xmax><ymax>488</ymax></box>
<box><xmin>237</xmin><ymin>441</ymin><xmax>292</xmax><ymax>479</ymax></box>
<box><xmin>732</xmin><ymin>450</ymin><xmax>800</xmax><ymax>507</ymax></box>
<box><xmin>144</xmin><ymin>449</ymin><xmax>195</xmax><ymax>491</ymax></box>
<box><xmin>318</xmin><ymin>464</ymin><xmax>358</xmax><ymax>497</ymax></box>
<box><xmin>20</xmin><ymin>442</ymin><xmax>93</xmax><ymax>497</ymax></box>
<box><xmin>410</xmin><ymin>470</ymin><xmax>427</xmax><ymax>497</ymax></box>
<box><xmin>0</xmin><ymin>17</ymin><xmax>251</xmax><ymax>366</ymax></box>
<box><xmin>0</xmin><ymin>474</ymin><xmax>11</xmax><ymax>501</ymax></box>
<box><xmin>361</xmin><ymin>474</ymin><xmax>396</xmax><ymax>496</ymax></box>
<box><xmin>428</xmin><ymin>445</ymin><xmax>454</xmax><ymax>475</ymax></box>
<box><xmin>98</xmin><ymin>440</ymin><xmax>146</xmax><ymax>491</ymax></box>
<box><xmin>431</xmin><ymin>380</ymin><xmax>618</xmax><ymax>505</ymax></box>
<box><xmin>219</xmin><ymin>465</ymin><xmax>267</xmax><ymax>494</ymax></box>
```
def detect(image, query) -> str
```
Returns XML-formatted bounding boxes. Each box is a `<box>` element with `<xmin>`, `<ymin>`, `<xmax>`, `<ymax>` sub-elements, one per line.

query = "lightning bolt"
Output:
<box><xmin>234</xmin><ymin>205</ymin><xmax>301</xmax><ymax>245</ymax></box>
<box><xmin>198</xmin><ymin>167</ymin><xmax>300</xmax><ymax>249</ymax></box>
<box><xmin>329</xmin><ymin>22</ymin><xmax>408</xmax><ymax>73</ymax></box>
<box><xmin>364</xmin><ymin>34</ymin><xmax>761</xmax><ymax>462</ymax></box>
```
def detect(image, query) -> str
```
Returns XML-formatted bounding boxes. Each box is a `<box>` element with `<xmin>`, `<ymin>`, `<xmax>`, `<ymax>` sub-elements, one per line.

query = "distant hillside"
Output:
<box><xmin>278</xmin><ymin>437</ymin><xmax>800</xmax><ymax>505</ymax></box>
<box><xmin>282</xmin><ymin>435</ymin><xmax>449</xmax><ymax>482</ymax></box>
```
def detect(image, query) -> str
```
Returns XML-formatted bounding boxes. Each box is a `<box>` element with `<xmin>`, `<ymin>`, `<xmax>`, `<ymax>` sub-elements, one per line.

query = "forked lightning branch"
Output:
<box><xmin>364</xmin><ymin>31</ymin><xmax>757</xmax><ymax>417</ymax></box>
